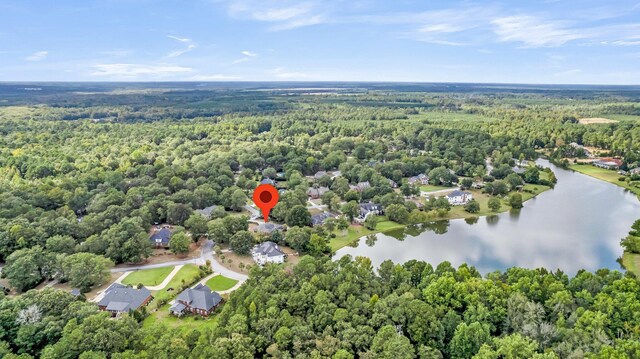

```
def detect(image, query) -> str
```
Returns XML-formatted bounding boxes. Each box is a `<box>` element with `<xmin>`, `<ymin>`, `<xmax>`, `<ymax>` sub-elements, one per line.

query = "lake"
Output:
<box><xmin>334</xmin><ymin>160</ymin><xmax>640</xmax><ymax>275</ymax></box>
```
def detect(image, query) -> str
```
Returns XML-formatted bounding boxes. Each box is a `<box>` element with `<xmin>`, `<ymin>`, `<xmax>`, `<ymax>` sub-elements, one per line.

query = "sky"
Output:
<box><xmin>1</xmin><ymin>0</ymin><xmax>640</xmax><ymax>84</ymax></box>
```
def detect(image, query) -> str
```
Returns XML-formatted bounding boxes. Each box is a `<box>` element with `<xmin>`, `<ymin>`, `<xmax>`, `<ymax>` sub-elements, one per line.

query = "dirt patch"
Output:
<box><xmin>578</xmin><ymin>117</ymin><xmax>618</xmax><ymax>124</ymax></box>
<box><xmin>217</xmin><ymin>244</ymin><xmax>300</xmax><ymax>272</ymax></box>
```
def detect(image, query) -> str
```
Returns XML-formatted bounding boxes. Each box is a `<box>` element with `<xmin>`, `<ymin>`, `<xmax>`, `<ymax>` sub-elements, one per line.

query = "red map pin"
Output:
<box><xmin>253</xmin><ymin>184</ymin><xmax>279</xmax><ymax>222</ymax></box>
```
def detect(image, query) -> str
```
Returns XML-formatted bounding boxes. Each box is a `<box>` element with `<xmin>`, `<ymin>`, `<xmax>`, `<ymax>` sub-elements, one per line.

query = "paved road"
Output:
<box><xmin>201</xmin><ymin>240</ymin><xmax>248</xmax><ymax>282</ymax></box>
<box><xmin>110</xmin><ymin>259</ymin><xmax>199</xmax><ymax>273</ymax></box>
<box><xmin>307</xmin><ymin>199</ymin><xmax>327</xmax><ymax>210</ymax></box>
<box><xmin>243</xmin><ymin>205</ymin><xmax>260</xmax><ymax>220</ymax></box>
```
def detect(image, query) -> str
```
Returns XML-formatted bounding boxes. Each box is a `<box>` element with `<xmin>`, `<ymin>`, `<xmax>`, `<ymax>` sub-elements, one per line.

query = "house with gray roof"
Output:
<box><xmin>252</xmin><ymin>241</ymin><xmax>286</xmax><ymax>265</ymax></box>
<box><xmin>256</xmin><ymin>222</ymin><xmax>284</xmax><ymax>235</ymax></box>
<box><xmin>314</xmin><ymin>171</ymin><xmax>328</xmax><ymax>179</ymax></box>
<box><xmin>150</xmin><ymin>228</ymin><xmax>171</xmax><ymax>248</ymax></box>
<box><xmin>356</xmin><ymin>202</ymin><xmax>383</xmax><ymax>222</ymax></box>
<box><xmin>311</xmin><ymin>211</ymin><xmax>335</xmax><ymax>226</ymax></box>
<box><xmin>260</xmin><ymin>178</ymin><xmax>276</xmax><ymax>186</ymax></box>
<box><xmin>195</xmin><ymin>205</ymin><xmax>217</xmax><ymax>219</ymax></box>
<box><xmin>169</xmin><ymin>283</ymin><xmax>222</xmax><ymax>317</ymax></box>
<box><xmin>98</xmin><ymin>283</ymin><xmax>152</xmax><ymax>317</ymax></box>
<box><xmin>446</xmin><ymin>190</ymin><xmax>473</xmax><ymax>205</ymax></box>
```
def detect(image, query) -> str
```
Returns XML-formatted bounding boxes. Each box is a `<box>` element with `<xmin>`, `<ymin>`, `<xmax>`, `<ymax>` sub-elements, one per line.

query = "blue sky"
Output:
<box><xmin>1</xmin><ymin>0</ymin><xmax>639</xmax><ymax>84</ymax></box>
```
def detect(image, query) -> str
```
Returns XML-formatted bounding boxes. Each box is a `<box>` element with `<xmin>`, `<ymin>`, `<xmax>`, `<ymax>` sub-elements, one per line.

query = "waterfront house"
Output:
<box><xmin>446</xmin><ymin>190</ymin><xmax>473</xmax><ymax>205</ymax></box>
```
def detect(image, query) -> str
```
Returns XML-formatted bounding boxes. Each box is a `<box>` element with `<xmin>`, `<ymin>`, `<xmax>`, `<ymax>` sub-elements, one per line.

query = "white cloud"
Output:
<box><xmin>167</xmin><ymin>35</ymin><xmax>191</xmax><ymax>43</ymax></box>
<box><xmin>271</xmin><ymin>67</ymin><xmax>309</xmax><ymax>79</ymax></box>
<box><xmin>26</xmin><ymin>51</ymin><xmax>48</xmax><ymax>61</ymax></box>
<box><xmin>554</xmin><ymin>69</ymin><xmax>582</xmax><ymax>77</ymax></box>
<box><xmin>233</xmin><ymin>50</ymin><xmax>258</xmax><ymax>64</ymax></box>
<box><xmin>189</xmin><ymin>74</ymin><xmax>242</xmax><ymax>80</ymax></box>
<box><xmin>91</xmin><ymin>63</ymin><xmax>193</xmax><ymax>77</ymax></box>
<box><xmin>492</xmin><ymin>16</ymin><xmax>584</xmax><ymax>47</ymax></box>
<box><xmin>166</xmin><ymin>35</ymin><xmax>197</xmax><ymax>58</ymax></box>
<box><xmin>222</xmin><ymin>0</ymin><xmax>327</xmax><ymax>30</ymax></box>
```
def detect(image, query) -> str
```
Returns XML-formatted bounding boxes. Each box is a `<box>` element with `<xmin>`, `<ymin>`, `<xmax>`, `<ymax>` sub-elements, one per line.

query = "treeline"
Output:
<box><xmin>1</xmin><ymin>257</ymin><xmax>638</xmax><ymax>358</ymax></box>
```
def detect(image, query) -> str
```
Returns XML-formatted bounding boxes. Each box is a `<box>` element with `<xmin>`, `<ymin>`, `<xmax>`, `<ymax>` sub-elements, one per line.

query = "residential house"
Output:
<box><xmin>446</xmin><ymin>190</ymin><xmax>473</xmax><ymax>205</ymax></box>
<box><xmin>569</xmin><ymin>142</ymin><xmax>594</xmax><ymax>158</ymax></box>
<box><xmin>195</xmin><ymin>205</ymin><xmax>217</xmax><ymax>219</ymax></box>
<box><xmin>593</xmin><ymin>158</ymin><xmax>622</xmax><ymax>170</ymax></box>
<box><xmin>256</xmin><ymin>222</ymin><xmax>284</xmax><ymax>235</ymax></box>
<box><xmin>150</xmin><ymin>228</ymin><xmax>171</xmax><ymax>248</ymax></box>
<box><xmin>630</xmin><ymin>167</ymin><xmax>640</xmax><ymax>175</ymax></box>
<box><xmin>169</xmin><ymin>284</ymin><xmax>222</xmax><ymax>317</ymax></box>
<box><xmin>512</xmin><ymin>166</ymin><xmax>526</xmax><ymax>175</ymax></box>
<box><xmin>356</xmin><ymin>202</ymin><xmax>383</xmax><ymax>223</ymax></box>
<box><xmin>260</xmin><ymin>178</ymin><xmax>276</xmax><ymax>186</ymax></box>
<box><xmin>307</xmin><ymin>186</ymin><xmax>329</xmax><ymax>199</ymax></box>
<box><xmin>330</xmin><ymin>171</ymin><xmax>342</xmax><ymax>179</ymax></box>
<box><xmin>311</xmin><ymin>212</ymin><xmax>335</xmax><ymax>226</ymax></box>
<box><xmin>98</xmin><ymin>284</ymin><xmax>152</xmax><ymax>317</ymax></box>
<box><xmin>408</xmin><ymin>174</ymin><xmax>429</xmax><ymax>186</ymax></box>
<box><xmin>252</xmin><ymin>241</ymin><xmax>286</xmax><ymax>265</ymax></box>
<box><xmin>313</xmin><ymin>171</ymin><xmax>328</xmax><ymax>179</ymax></box>
<box><xmin>350</xmin><ymin>181</ymin><xmax>371</xmax><ymax>192</ymax></box>
<box><xmin>387</xmin><ymin>178</ymin><xmax>398</xmax><ymax>188</ymax></box>
<box><xmin>70</xmin><ymin>288</ymin><xmax>82</xmax><ymax>298</ymax></box>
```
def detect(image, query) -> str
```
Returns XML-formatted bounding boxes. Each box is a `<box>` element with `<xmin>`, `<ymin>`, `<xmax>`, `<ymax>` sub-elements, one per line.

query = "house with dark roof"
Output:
<box><xmin>446</xmin><ymin>190</ymin><xmax>473</xmax><ymax>205</ymax></box>
<box><xmin>252</xmin><ymin>241</ymin><xmax>286</xmax><ymax>265</ymax></box>
<box><xmin>195</xmin><ymin>205</ymin><xmax>217</xmax><ymax>219</ymax></box>
<box><xmin>150</xmin><ymin>228</ymin><xmax>171</xmax><ymax>248</ymax></box>
<box><xmin>311</xmin><ymin>211</ymin><xmax>335</xmax><ymax>226</ymax></box>
<box><xmin>70</xmin><ymin>288</ymin><xmax>82</xmax><ymax>297</ymax></box>
<box><xmin>356</xmin><ymin>202</ymin><xmax>383</xmax><ymax>222</ymax></box>
<box><xmin>169</xmin><ymin>283</ymin><xmax>222</xmax><ymax>317</ymax></box>
<box><xmin>98</xmin><ymin>284</ymin><xmax>152</xmax><ymax>317</ymax></box>
<box><xmin>307</xmin><ymin>186</ymin><xmax>329</xmax><ymax>199</ymax></box>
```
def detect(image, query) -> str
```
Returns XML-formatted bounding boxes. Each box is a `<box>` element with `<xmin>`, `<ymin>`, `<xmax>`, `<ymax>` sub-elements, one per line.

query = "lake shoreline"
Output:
<box><xmin>330</xmin><ymin>183</ymin><xmax>552</xmax><ymax>252</ymax></box>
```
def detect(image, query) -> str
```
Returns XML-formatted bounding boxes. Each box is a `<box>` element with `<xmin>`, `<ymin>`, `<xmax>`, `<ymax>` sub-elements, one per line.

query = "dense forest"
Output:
<box><xmin>1</xmin><ymin>82</ymin><xmax>640</xmax><ymax>358</ymax></box>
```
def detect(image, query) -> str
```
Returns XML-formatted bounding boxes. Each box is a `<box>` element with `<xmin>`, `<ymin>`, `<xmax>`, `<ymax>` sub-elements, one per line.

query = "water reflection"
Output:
<box><xmin>334</xmin><ymin>160</ymin><xmax>640</xmax><ymax>275</ymax></box>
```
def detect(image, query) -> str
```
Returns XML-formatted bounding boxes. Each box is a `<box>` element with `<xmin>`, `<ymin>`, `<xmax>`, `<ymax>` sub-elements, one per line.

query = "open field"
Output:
<box><xmin>122</xmin><ymin>266</ymin><xmax>174</xmax><ymax>286</ymax></box>
<box><xmin>622</xmin><ymin>252</ymin><xmax>640</xmax><ymax>277</ymax></box>
<box><xmin>570</xmin><ymin>164</ymin><xmax>640</xmax><ymax>196</ymax></box>
<box><xmin>206</xmin><ymin>275</ymin><xmax>238</xmax><ymax>291</ymax></box>
<box><xmin>578</xmin><ymin>117</ymin><xmax>618</xmax><ymax>124</ymax></box>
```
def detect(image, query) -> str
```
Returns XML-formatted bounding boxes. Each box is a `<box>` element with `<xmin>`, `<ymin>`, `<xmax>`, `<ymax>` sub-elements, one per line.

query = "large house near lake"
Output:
<box><xmin>252</xmin><ymin>241</ymin><xmax>286</xmax><ymax>265</ymax></box>
<box><xmin>593</xmin><ymin>158</ymin><xmax>622</xmax><ymax>170</ymax></box>
<box><xmin>446</xmin><ymin>190</ymin><xmax>473</xmax><ymax>205</ymax></box>
<box><xmin>169</xmin><ymin>284</ymin><xmax>222</xmax><ymax>317</ymax></box>
<box><xmin>98</xmin><ymin>284</ymin><xmax>152</xmax><ymax>317</ymax></box>
<box><xmin>356</xmin><ymin>202</ymin><xmax>383</xmax><ymax>223</ymax></box>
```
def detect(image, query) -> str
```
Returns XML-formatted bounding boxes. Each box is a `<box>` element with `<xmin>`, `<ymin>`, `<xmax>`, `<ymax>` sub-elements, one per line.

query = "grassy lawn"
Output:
<box><xmin>151</xmin><ymin>264</ymin><xmax>202</xmax><ymax>307</ymax></box>
<box><xmin>570</xmin><ymin>164</ymin><xmax>640</xmax><ymax>196</ymax></box>
<box><xmin>329</xmin><ymin>226</ymin><xmax>374</xmax><ymax>251</ymax></box>
<box><xmin>121</xmin><ymin>266</ymin><xmax>174</xmax><ymax>286</ymax></box>
<box><xmin>622</xmin><ymin>252</ymin><xmax>640</xmax><ymax>277</ymax></box>
<box><xmin>420</xmin><ymin>185</ymin><xmax>452</xmax><ymax>192</ymax></box>
<box><xmin>375</xmin><ymin>216</ymin><xmax>405</xmax><ymax>232</ymax></box>
<box><xmin>206</xmin><ymin>275</ymin><xmax>238</xmax><ymax>291</ymax></box>
<box><xmin>143</xmin><ymin>304</ymin><xmax>218</xmax><ymax>331</ymax></box>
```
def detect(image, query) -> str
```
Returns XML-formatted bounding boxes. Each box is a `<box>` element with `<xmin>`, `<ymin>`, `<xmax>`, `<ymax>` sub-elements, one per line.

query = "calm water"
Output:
<box><xmin>334</xmin><ymin>160</ymin><xmax>640</xmax><ymax>275</ymax></box>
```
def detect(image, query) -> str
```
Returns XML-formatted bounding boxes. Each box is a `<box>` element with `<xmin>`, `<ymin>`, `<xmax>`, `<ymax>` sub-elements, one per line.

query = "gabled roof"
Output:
<box><xmin>195</xmin><ymin>205</ymin><xmax>217</xmax><ymax>218</ymax></box>
<box><xmin>150</xmin><ymin>228</ymin><xmax>171</xmax><ymax>245</ymax></box>
<box><xmin>314</xmin><ymin>171</ymin><xmax>328</xmax><ymax>178</ymax></box>
<box><xmin>446</xmin><ymin>190</ymin><xmax>470</xmax><ymax>198</ymax></box>
<box><xmin>176</xmin><ymin>284</ymin><xmax>222</xmax><ymax>311</ymax></box>
<box><xmin>260</xmin><ymin>178</ymin><xmax>276</xmax><ymax>185</ymax></box>
<box><xmin>98</xmin><ymin>284</ymin><xmax>151</xmax><ymax>312</ymax></box>
<box><xmin>360</xmin><ymin>202</ymin><xmax>382</xmax><ymax>212</ymax></box>
<box><xmin>311</xmin><ymin>212</ymin><xmax>334</xmax><ymax>226</ymax></box>
<box><xmin>257</xmin><ymin>222</ymin><xmax>283</xmax><ymax>234</ymax></box>
<box><xmin>307</xmin><ymin>187</ymin><xmax>329</xmax><ymax>197</ymax></box>
<box><xmin>512</xmin><ymin>166</ymin><xmax>526</xmax><ymax>174</ymax></box>
<box><xmin>253</xmin><ymin>241</ymin><xmax>285</xmax><ymax>257</ymax></box>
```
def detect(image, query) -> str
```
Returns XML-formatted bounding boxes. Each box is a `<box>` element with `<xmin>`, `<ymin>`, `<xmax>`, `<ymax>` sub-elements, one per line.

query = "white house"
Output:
<box><xmin>251</xmin><ymin>241</ymin><xmax>285</xmax><ymax>265</ymax></box>
<box><xmin>355</xmin><ymin>202</ymin><xmax>383</xmax><ymax>223</ymax></box>
<box><xmin>408</xmin><ymin>174</ymin><xmax>429</xmax><ymax>185</ymax></box>
<box><xmin>446</xmin><ymin>190</ymin><xmax>473</xmax><ymax>205</ymax></box>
